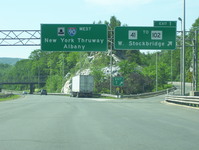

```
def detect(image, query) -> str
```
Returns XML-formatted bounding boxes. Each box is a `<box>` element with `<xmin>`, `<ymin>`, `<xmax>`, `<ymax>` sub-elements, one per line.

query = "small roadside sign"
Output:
<box><xmin>113</xmin><ymin>77</ymin><xmax>124</xmax><ymax>86</ymax></box>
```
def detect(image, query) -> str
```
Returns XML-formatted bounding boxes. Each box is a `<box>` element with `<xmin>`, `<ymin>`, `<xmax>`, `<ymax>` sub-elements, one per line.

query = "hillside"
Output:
<box><xmin>0</xmin><ymin>57</ymin><xmax>23</xmax><ymax>65</ymax></box>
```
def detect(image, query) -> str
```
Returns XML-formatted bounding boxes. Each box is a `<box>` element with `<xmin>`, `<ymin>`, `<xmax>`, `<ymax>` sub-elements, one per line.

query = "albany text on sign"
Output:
<box><xmin>114</xmin><ymin>26</ymin><xmax>176</xmax><ymax>50</ymax></box>
<box><xmin>41</xmin><ymin>24</ymin><xmax>107</xmax><ymax>51</ymax></box>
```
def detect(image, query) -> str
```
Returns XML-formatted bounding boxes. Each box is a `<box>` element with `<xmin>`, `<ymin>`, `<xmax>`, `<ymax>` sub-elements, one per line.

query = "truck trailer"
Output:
<box><xmin>71</xmin><ymin>75</ymin><xmax>94</xmax><ymax>97</ymax></box>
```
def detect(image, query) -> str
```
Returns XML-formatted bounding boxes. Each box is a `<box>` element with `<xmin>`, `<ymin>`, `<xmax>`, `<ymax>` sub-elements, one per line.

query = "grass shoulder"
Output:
<box><xmin>100</xmin><ymin>96</ymin><xmax>117</xmax><ymax>99</ymax></box>
<box><xmin>0</xmin><ymin>94</ymin><xmax>21</xmax><ymax>102</ymax></box>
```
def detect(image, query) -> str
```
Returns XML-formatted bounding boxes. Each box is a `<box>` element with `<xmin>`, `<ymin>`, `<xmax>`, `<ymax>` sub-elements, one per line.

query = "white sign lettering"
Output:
<box><xmin>151</xmin><ymin>31</ymin><xmax>162</xmax><ymax>40</ymax></box>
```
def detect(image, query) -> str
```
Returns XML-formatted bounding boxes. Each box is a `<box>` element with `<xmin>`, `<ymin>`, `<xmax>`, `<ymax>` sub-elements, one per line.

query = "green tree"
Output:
<box><xmin>90</xmin><ymin>53</ymin><xmax>110</xmax><ymax>93</ymax></box>
<box><xmin>142</xmin><ymin>61</ymin><xmax>170</xmax><ymax>90</ymax></box>
<box><xmin>123</xmin><ymin>72</ymin><xmax>152</xmax><ymax>94</ymax></box>
<box><xmin>118</xmin><ymin>60</ymin><xmax>138</xmax><ymax>77</ymax></box>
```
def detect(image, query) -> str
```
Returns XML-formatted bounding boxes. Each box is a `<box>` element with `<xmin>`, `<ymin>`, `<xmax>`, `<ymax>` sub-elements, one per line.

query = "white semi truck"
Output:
<box><xmin>71</xmin><ymin>75</ymin><xmax>94</xmax><ymax>97</ymax></box>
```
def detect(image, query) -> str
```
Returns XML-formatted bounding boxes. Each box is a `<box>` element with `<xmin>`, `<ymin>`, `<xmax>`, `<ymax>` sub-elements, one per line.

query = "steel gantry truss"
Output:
<box><xmin>0</xmin><ymin>30</ymin><xmax>40</xmax><ymax>46</ymax></box>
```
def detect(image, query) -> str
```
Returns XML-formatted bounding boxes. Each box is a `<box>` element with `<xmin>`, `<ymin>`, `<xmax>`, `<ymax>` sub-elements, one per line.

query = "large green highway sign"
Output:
<box><xmin>114</xmin><ymin>26</ymin><xmax>176</xmax><ymax>50</ymax></box>
<box><xmin>41</xmin><ymin>24</ymin><xmax>107</xmax><ymax>51</ymax></box>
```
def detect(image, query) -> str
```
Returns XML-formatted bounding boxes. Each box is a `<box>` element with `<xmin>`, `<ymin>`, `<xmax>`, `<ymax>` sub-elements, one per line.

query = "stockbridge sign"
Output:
<box><xmin>41</xmin><ymin>24</ymin><xmax>107</xmax><ymax>51</ymax></box>
<box><xmin>114</xmin><ymin>26</ymin><xmax>176</xmax><ymax>50</ymax></box>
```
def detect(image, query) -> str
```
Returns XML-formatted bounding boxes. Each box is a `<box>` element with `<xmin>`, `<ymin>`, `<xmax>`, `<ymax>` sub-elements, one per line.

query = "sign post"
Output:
<box><xmin>114</xmin><ymin>26</ymin><xmax>176</xmax><ymax>50</ymax></box>
<box><xmin>41</xmin><ymin>24</ymin><xmax>107</xmax><ymax>51</ymax></box>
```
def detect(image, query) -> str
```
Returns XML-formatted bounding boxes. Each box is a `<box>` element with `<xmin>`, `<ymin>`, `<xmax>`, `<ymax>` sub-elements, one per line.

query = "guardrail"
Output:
<box><xmin>123</xmin><ymin>88</ymin><xmax>175</xmax><ymax>98</ymax></box>
<box><xmin>165</xmin><ymin>95</ymin><xmax>199</xmax><ymax>108</ymax></box>
<box><xmin>102</xmin><ymin>87</ymin><xmax>176</xmax><ymax>99</ymax></box>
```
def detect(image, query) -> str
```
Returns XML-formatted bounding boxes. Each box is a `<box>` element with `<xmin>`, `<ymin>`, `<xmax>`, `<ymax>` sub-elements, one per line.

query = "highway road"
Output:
<box><xmin>169</xmin><ymin>82</ymin><xmax>192</xmax><ymax>95</ymax></box>
<box><xmin>0</xmin><ymin>95</ymin><xmax>199</xmax><ymax>150</ymax></box>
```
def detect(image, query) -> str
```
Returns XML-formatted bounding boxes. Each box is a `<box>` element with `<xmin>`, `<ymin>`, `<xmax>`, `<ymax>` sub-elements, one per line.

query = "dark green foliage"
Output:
<box><xmin>0</xmin><ymin>63</ymin><xmax>12</xmax><ymax>83</ymax></box>
<box><xmin>118</xmin><ymin>60</ymin><xmax>138</xmax><ymax>77</ymax></box>
<box><xmin>123</xmin><ymin>72</ymin><xmax>154</xmax><ymax>94</ymax></box>
<box><xmin>0</xmin><ymin>57</ymin><xmax>22</xmax><ymax>65</ymax></box>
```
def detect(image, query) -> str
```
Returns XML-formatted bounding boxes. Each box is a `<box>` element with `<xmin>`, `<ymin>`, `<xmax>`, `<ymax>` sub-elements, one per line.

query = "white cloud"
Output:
<box><xmin>84</xmin><ymin>0</ymin><xmax>153</xmax><ymax>7</ymax></box>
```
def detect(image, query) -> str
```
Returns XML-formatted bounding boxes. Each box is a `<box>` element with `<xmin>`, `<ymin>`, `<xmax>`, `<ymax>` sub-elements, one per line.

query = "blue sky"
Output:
<box><xmin>0</xmin><ymin>0</ymin><xmax>198</xmax><ymax>58</ymax></box>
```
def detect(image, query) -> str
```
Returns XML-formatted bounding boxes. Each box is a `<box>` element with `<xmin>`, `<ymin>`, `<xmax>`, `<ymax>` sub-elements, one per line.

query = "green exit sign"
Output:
<box><xmin>41</xmin><ymin>24</ymin><xmax>107</xmax><ymax>52</ymax></box>
<box><xmin>154</xmin><ymin>21</ymin><xmax>177</xmax><ymax>27</ymax></box>
<box><xmin>113</xmin><ymin>77</ymin><xmax>124</xmax><ymax>86</ymax></box>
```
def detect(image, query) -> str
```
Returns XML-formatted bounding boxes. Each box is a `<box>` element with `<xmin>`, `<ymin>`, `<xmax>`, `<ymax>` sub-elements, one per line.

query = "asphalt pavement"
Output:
<box><xmin>0</xmin><ymin>95</ymin><xmax>199</xmax><ymax>150</ymax></box>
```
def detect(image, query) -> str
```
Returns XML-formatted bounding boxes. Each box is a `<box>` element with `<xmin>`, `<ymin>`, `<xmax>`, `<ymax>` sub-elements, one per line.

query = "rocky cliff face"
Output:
<box><xmin>61</xmin><ymin>52</ymin><xmax>121</xmax><ymax>94</ymax></box>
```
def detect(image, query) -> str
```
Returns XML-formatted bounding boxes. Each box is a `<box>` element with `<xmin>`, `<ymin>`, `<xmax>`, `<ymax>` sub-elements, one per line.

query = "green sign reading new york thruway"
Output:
<box><xmin>41</xmin><ymin>24</ymin><xmax>107</xmax><ymax>51</ymax></box>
